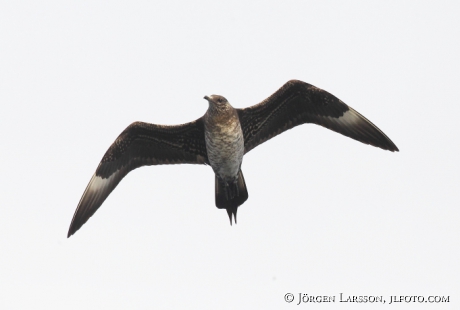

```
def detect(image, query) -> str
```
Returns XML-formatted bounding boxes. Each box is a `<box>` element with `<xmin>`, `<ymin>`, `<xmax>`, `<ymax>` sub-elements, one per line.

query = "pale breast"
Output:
<box><xmin>204</xmin><ymin>116</ymin><xmax>244</xmax><ymax>180</ymax></box>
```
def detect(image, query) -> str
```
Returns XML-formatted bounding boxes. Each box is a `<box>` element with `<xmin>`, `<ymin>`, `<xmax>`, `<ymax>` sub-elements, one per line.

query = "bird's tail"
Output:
<box><xmin>215</xmin><ymin>170</ymin><xmax>248</xmax><ymax>225</ymax></box>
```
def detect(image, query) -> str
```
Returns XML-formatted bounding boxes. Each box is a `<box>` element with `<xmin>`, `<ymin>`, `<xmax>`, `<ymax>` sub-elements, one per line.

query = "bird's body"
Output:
<box><xmin>203</xmin><ymin>95</ymin><xmax>247</xmax><ymax>222</ymax></box>
<box><xmin>203</xmin><ymin>95</ymin><xmax>244</xmax><ymax>184</ymax></box>
<box><xmin>67</xmin><ymin>80</ymin><xmax>399</xmax><ymax>237</ymax></box>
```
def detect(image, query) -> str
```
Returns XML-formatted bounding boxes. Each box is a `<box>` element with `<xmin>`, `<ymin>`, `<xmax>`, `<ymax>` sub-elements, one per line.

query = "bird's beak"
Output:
<box><xmin>204</xmin><ymin>96</ymin><xmax>216</xmax><ymax>104</ymax></box>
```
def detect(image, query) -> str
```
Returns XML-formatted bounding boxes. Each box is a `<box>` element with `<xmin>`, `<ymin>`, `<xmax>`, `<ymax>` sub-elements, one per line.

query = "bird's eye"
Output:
<box><xmin>217</xmin><ymin>98</ymin><xmax>222</xmax><ymax>103</ymax></box>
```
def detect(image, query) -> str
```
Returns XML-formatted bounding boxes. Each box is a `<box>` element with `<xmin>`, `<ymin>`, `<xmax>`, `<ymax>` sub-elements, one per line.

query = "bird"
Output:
<box><xmin>67</xmin><ymin>79</ymin><xmax>398</xmax><ymax>237</ymax></box>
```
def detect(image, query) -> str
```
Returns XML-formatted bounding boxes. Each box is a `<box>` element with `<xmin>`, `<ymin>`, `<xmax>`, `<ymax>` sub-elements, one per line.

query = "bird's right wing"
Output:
<box><xmin>237</xmin><ymin>80</ymin><xmax>398</xmax><ymax>154</ymax></box>
<box><xmin>68</xmin><ymin>119</ymin><xmax>208</xmax><ymax>237</ymax></box>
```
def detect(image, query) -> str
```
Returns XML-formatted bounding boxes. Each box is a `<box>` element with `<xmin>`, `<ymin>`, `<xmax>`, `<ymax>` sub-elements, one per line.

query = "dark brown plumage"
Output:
<box><xmin>238</xmin><ymin>80</ymin><xmax>398</xmax><ymax>154</ymax></box>
<box><xmin>67</xmin><ymin>80</ymin><xmax>398</xmax><ymax>237</ymax></box>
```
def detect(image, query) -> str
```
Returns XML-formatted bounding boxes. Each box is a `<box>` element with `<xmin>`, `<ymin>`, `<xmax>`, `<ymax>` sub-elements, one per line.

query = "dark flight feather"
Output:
<box><xmin>67</xmin><ymin>119</ymin><xmax>208</xmax><ymax>237</ymax></box>
<box><xmin>237</xmin><ymin>80</ymin><xmax>398</xmax><ymax>154</ymax></box>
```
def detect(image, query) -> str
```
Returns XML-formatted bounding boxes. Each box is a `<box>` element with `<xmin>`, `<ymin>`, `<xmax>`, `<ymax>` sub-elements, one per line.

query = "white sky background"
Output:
<box><xmin>1</xmin><ymin>1</ymin><xmax>459</xmax><ymax>309</ymax></box>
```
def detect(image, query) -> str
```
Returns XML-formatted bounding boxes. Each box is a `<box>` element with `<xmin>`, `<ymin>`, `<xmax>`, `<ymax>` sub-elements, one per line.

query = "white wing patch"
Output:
<box><xmin>338</xmin><ymin>107</ymin><xmax>361</xmax><ymax>126</ymax></box>
<box><xmin>68</xmin><ymin>168</ymin><xmax>128</xmax><ymax>237</ymax></box>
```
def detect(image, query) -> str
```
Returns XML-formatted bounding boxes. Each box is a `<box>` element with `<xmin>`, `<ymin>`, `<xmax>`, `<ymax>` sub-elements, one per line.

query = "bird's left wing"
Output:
<box><xmin>237</xmin><ymin>80</ymin><xmax>398</xmax><ymax>154</ymax></box>
<box><xmin>68</xmin><ymin>119</ymin><xmax>207</xmax><ymax>237</ymax></box>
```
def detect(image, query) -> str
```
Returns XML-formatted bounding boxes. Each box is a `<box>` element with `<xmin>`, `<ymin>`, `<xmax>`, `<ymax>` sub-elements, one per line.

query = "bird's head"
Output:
<box><xmin>204</xmin><ymin>95</ymin><xmax>231</xmax><ymax>113</ymax></box>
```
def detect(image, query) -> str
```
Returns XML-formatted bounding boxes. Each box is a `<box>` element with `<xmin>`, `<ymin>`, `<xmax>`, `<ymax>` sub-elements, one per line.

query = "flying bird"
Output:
<box><xmin>67</xmin><ymin>80</ymin><xmax>398</xmax><ymax>237</ymax></box>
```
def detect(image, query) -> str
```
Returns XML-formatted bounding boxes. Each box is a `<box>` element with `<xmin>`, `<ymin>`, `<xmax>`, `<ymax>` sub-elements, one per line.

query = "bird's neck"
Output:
<box><xmin>205</xmin><ymin>105</ymin><xmax>238</xmax><ymax>127</ymax></box>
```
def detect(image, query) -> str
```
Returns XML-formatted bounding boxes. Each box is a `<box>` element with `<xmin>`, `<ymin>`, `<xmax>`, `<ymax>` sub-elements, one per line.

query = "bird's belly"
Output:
<box><xmin>205</xmin><ymin>127</ymin><xmax>244</xmax><ymax>181</ymax></box>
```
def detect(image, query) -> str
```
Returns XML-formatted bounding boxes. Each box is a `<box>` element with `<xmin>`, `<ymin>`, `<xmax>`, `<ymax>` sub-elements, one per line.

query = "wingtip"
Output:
<box><xmin>380</xmin><ymin>144</ymin><xmax>399</xmax><ymax>152</ymax></box>
<box><xmin>67</xmin><ymin>226</ymin><xmax>76</xmax><ymax>238</ymax></box>
<box><xmin>385</xmin><ymin>142</ymin><xmax>399</xmax><ymax>152</ymax></box>
<box><xmin>385</xmin><ymin>137</ymin><xmax>399</xmax><ymax>152</ymax></box>
<box><xmin>67</xmin><ymin>220</ymin><xmax>83</xmax><ymax>238</ymax></box>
